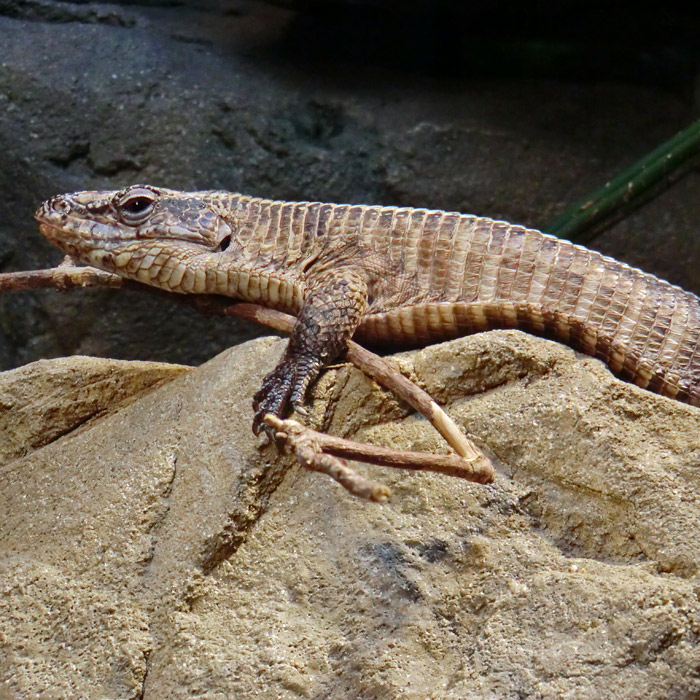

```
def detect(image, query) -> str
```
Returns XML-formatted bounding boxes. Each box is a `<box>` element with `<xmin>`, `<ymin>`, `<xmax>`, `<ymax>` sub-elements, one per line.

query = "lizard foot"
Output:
<box><xmin>252</xmin><ymin>353</ymin><xmax>320</xmax><ymax>435</ymax></box>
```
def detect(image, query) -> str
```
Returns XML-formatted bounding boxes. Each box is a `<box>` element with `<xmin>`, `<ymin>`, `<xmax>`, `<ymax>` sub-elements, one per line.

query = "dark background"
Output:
<box><xmin>2</xmin><ymin>0</ymin><xmax>700</xmax><ymax>369</ymax></box>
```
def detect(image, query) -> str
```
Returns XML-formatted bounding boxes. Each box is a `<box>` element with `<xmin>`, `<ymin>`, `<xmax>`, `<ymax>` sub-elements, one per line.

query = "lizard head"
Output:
<box><xmin>35</xmin><ymin>185</ymin><xmax>236</xmax><ymax>290</ymax></box>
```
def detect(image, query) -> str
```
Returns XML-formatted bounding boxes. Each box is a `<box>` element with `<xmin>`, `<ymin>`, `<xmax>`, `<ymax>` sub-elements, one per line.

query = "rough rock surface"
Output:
<box><xmin>2</xmin><ymin>1</ymin><xmax>700</xmax><ymax>370</ymax></box>
<box><xmin>2</xmin><ymin>331</ymin><xmax>700</xmax><ymax>699</ymax></box>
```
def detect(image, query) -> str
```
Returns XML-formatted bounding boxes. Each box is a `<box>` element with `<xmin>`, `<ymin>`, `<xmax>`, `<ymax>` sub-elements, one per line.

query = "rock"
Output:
<box><xmin>2</xmin><ymin>331</ymin><xmax>700</xmax><ymax>698</ymax></box>
<box><xmin>0</xmin><ymin>356</ymin><xmax>190</xmax><ymax>464</ymax></box>
<box><xmin>1</xmin><ymin>2</ymin><xmax>700</xmax><ymax>369</ymax></box>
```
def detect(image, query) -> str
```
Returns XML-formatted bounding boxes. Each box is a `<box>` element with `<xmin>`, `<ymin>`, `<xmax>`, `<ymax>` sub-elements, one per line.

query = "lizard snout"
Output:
<box><xmin>35</xmin><ymin>195</ymin><xmax>71</xmax><ymax>225</ymax></box>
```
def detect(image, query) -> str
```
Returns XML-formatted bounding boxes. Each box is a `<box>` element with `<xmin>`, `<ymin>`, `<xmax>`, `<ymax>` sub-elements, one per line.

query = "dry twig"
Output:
<box><xmin>265</xmin><ymin>414</ymin><xmax>492</xmax><ymax>492</ymax></box>
<box><xmin>0</xmin><ymin>257</ymin><xmax>125</xmax><ymax>292</ymax></box>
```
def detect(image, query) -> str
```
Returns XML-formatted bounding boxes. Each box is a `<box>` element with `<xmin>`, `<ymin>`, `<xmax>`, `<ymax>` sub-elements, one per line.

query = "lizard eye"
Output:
<box><xmin>116</xmin><ymin>189</ymin><xmax>156</xmax><ymax>225</ymax></box>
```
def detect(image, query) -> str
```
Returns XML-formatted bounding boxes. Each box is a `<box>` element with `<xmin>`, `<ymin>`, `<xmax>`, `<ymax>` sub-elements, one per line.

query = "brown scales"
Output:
<box><xmin>35</xmin><ymin>185</ymin><xmax>700</xmax><ymax>423</ymax></box>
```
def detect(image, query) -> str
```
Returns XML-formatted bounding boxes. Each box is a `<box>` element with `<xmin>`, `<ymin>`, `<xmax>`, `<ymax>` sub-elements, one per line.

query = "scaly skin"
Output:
<box><xmin>35</xmin><ymin>184</ymin><xmax>700</xmax><ymax>428</ymax></box>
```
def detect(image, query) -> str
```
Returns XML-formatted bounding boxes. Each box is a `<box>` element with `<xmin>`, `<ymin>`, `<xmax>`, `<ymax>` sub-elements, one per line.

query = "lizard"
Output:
<box><xmin>35</xmin><ymin>184</ymin><xmax>700</xmax><ymax>432</ymax></box>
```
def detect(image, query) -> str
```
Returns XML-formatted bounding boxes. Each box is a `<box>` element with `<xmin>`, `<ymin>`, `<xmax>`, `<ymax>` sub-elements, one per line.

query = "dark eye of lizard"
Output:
<box><xmin>124</xmin><ymin>197</ymin><xmax>152</xmax><ymax>214</ymax></box>
<box><xmin>117</xmin><ymin>190</ymin><xmax>156</xmax><ymax>225</ymax></box>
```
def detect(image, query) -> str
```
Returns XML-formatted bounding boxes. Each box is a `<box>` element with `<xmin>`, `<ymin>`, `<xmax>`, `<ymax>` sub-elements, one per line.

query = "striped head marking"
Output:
<box><xmin>35</xmin><ymin>185</ymin><xmax>235</xmax><ymax>281</ymax></box>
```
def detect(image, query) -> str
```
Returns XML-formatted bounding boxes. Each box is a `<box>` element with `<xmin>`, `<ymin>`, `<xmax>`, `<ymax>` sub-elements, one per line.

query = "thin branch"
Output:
<box><xmin>265</xmin><ymin>415</ymin><xmax>392</xmax><ymax>502</ymax></box>
<box><xmin>265</xmin><ymin>415</ymin><xmax>493</xmax><ymax>501</ymax></box>
<box><xmin>0</xmin><ymin>258</ymin><xmax>125</xmax><ymax>292</ymax></box>
<box><xmin>264</xmin><ymin>415</ymin><xmax>492</xmax><ymax>482</ymax></box>
<box><xmin>347</xmin><ymin>341</ymin><xmax>486</xmax><ymax>464</ymax></box>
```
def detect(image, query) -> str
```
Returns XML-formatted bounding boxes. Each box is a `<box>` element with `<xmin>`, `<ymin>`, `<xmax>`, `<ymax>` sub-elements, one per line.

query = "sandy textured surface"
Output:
<box><xmin>2</xmin><ymin>332</ymin><xmax>700</xmax><ymax>699</ymax></box>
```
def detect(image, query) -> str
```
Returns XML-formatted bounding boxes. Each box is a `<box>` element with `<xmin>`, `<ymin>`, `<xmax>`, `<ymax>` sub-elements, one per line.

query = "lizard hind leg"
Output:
<box><xmin>252</xmin><ymin>267</ymin><xmax>369</xmax><ymax>434</ymax></box>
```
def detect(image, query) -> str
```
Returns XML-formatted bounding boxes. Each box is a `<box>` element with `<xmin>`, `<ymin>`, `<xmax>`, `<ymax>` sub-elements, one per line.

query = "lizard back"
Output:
<box><xmin>228</xmin><ymin>197</ymin><xmax>700</xmax><ymax>405</ymax></box>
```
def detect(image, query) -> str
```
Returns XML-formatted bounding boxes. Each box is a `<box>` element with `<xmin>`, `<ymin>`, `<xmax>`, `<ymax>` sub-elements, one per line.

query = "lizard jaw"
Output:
<box><xmin>37</xmin><ymin>221</ymin><xmax>119</xmax><ymax>272</ymax></box>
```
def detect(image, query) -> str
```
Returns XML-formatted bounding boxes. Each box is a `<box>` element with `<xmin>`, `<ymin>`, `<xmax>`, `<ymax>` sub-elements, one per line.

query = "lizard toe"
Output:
<box><xmin>252</xmin><ymin>362</ymin><xmax>297</xmax><ymax>434</ymax></box>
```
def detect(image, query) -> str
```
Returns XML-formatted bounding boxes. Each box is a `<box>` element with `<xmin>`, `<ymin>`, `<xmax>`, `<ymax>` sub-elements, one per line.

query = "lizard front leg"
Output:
<box><xmin>252</xmin><ymin>267</ymin><xmax>369</xmax><ymax>433</ymax></box>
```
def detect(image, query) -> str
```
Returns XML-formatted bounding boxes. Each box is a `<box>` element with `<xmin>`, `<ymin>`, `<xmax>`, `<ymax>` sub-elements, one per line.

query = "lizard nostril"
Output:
<box><xmin>53</xmin><ymin>198</ymin><xmax>70</xmax><ymax>215</ymax></box>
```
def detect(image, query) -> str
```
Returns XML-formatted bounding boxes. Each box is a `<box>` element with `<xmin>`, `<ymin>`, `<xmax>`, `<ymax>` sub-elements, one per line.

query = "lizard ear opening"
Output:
<box><xmin>217</xmin><ymin>235</ymin><xmax>232</xmax><ymax>252</ymax></box>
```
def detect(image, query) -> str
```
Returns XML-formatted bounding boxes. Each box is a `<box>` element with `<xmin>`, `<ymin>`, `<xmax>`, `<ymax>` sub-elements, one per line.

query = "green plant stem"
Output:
<box><xmin>546</xmin><ymin>119</ymin><xmax>700</xmax><ymax>243</ymax></box>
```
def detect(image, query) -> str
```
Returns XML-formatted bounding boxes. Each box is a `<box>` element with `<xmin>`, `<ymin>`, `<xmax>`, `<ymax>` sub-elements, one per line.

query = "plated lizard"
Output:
<box><xmin>35</xmin><ymin>185</ymin><xmax>700</xmax><ymax>429</ymax></box>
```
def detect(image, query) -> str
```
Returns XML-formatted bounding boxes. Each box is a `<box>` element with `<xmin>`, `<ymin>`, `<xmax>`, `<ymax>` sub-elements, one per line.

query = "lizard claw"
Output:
<box><xmin>292</xmin><ymin>403</ymin><xmax>309</xmax><ymax>418</ymax></box>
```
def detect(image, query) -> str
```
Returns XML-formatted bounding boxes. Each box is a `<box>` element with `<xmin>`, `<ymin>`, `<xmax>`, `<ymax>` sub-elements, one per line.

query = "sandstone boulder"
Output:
<box><xmin>1</xmin><ymin>332</ymin><xmax>700</xmax><ymax>698</ymax></box>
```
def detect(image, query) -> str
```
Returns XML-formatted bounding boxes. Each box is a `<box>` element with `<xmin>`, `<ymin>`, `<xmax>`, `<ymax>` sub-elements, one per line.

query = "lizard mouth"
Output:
<box><xmin>37</xmin><ymin>221</ymin><xmax>66</xmax><ymax>243</ymax></box>
<box><xmin>38</xmin><ymin>222</ymin><xmax>86</xmax><ymax>261</ymax></box>
<box><xmin>37</xmin><ymin>222</ymin><xmax>60</xmax><ymax>234</ymax></box>
<box><xmin>37</xmin><ymin>221</ymin><xmax>78</xmax><ymax>244</ymax></box>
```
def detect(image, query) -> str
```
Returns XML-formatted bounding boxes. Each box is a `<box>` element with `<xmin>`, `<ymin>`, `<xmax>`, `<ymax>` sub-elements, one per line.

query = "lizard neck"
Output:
<box><xmin>211</xmin><ymin>252</ymin><xmax>305</xmax><ymax>313</ymax></box>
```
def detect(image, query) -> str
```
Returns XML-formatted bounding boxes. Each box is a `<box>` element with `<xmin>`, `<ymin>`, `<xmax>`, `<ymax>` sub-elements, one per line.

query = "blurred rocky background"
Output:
<box><xmin>1</xmin><ymin>0</ymin><xmax>700</xmax><ymax>368</ymax></box>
